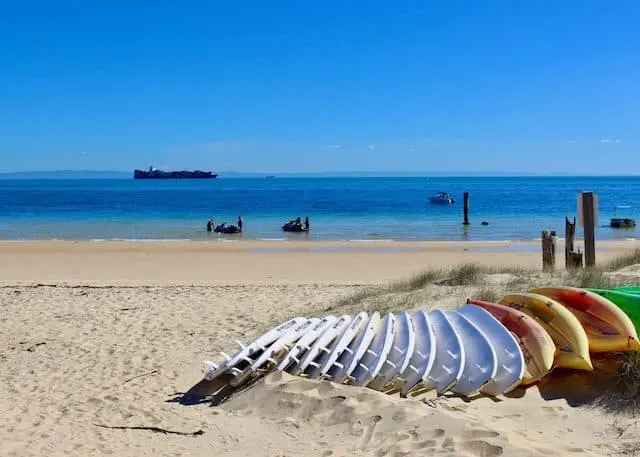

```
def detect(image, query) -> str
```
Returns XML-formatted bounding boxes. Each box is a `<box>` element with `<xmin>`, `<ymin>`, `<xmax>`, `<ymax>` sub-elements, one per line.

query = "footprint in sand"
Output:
<box><xmin>427</xmin><ymin>428</ymin><xmax>446</xmax><ymax>440</ymax></box>
<box><xmin>356</xmin><ymin>415</ymin><xmax>382</xmax><ymax>450</ymax></box>
<box><xmin>408</xmin><ymin>440</ymin><xmax>437</xmax><ymax>450</ymax></box>
<box><xmin>460</xmin><ymin>440</ymin><xmax>504</xmax><ymax>457</ymax></box>
<box><xmin>461</xmin><ymin>430</ymin><xmax>500</xmax><ymax>440</ymax></box>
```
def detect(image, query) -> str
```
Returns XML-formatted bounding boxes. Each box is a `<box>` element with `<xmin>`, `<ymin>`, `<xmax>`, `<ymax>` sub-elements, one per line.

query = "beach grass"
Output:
<box><xmin>591</xmin><ymin>351</ymin><xmax>640</xmax><ymax>418</ymax></box>
<box><xmin>329</xmin><ymin>250</ymin><xmax>640</xmax><ymax>314</ymax></box>
<box><xmin>473</xmin><ymin>286</ymin><xmax>501</xmax><ymax>304</ymax></box>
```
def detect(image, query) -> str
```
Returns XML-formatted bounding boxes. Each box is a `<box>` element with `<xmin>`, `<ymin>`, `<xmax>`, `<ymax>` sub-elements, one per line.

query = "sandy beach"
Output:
<box><xmin>0</xmin><ymin>238</ymin><xmax>637</xmax><ymax>285</ymax></box>
<box><xmin>2</xmin><ymin>239</ymin><xmax>640</xmax><ymax>456</ymax></box>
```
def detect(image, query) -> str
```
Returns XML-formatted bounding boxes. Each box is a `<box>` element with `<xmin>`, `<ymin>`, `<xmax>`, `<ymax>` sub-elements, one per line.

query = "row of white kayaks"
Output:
<box><xmin>184</xmin><ymin>304</ymin><xmax>527</xmax><ymax>404</ymax></box>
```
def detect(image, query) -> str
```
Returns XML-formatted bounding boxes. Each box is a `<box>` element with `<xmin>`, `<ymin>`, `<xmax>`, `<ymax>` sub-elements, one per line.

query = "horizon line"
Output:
<box><xmin>1</xmin><ymin>169</ymin><xmax>640</xmax><ymax>178</ymax></box>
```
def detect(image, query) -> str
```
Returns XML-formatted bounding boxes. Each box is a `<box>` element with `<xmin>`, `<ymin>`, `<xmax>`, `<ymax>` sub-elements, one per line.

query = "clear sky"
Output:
<box><xmin>1</xmin><ymin>1</ymin><xmax>638</xmax><ymax>174</ymax></box>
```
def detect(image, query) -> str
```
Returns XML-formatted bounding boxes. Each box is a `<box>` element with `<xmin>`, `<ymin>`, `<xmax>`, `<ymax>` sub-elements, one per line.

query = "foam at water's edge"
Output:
<box><xmin>91</xmin><ymin>238</ymin><xmax>193</xmax><ymax>242</ymax></box>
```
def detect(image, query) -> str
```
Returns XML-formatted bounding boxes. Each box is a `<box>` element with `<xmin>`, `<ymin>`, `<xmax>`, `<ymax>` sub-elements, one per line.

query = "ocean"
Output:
<box><xmin>0</xmin><ymin>176</ymin><xmax>638</xmax><ymax>242</ymax></box>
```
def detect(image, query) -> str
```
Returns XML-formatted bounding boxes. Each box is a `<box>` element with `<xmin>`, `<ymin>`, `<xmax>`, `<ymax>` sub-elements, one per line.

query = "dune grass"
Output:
<box><xmin>325</xmin><ymin>263</ymin><xmax>536</xmax><ymax>314</ymax></box>
<box><xmin>592</xmin><ymin>352</ymin><xmax>640</xmax><ymax>417</ymax></box>
<box><xmin>473</xmin><ymin>287</ymin><xmax>501</xmax><ymax>304</ymax></box>
<box><xmin>604</xmin><ymin>249</ymin><xmax>640</xmax><ymax>273</ymax></box>
<box><xmin>566</xmin><ymin>268</ymin><xmax>618</xmax><ymax>289</ymax></box>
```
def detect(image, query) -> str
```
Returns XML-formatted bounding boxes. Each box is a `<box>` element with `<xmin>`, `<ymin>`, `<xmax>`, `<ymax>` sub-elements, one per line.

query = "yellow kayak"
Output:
<box><xmin>530</xmin><ymin>286</ymin><xmax>640</xmax><ymax>352</ymax></box>
<box><xmin>499</xmin><ymin>293</ymin><xmax>593</xmax><ymax>371</ymax></box>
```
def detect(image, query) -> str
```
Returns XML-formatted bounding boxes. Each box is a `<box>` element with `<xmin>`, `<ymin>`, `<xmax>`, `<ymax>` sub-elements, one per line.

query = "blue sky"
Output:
<box><xmin>1</xmin><ymin>1</ymin><xmax>638</xmax><ymax>174</ymax></box>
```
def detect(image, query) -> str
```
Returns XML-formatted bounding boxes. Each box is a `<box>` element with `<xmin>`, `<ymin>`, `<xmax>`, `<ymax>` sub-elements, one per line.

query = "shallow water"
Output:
<box><xmin>0</xmin><ymin>176</ymin><xmax>638</xmax><ymax>241</ymax></box>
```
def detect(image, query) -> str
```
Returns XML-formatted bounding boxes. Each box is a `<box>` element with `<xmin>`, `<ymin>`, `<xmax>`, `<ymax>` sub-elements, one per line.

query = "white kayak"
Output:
<box><xmin>204</xmin><ymin>316</ymin><xmax>308</xmax><ymax>381</ymax></box>
<box><xmin>277</xmin><ymin>316</ymin><xmax>338</xmax><ymax>372</ymax></box>
<box><xmin>424</xmin><ymin>310</ymin><xmax>465</xmax><ymax>394</ymax></box>
<box><xmin>368</xmin><ymin>311</ymin><xmax>416</xmax><ymax>391</ymax></box>
<box><xmin>399</xmin><ymin>310</ymin><xmax>437</xmax><ymax>395</ymax></box>
<box><xmin>459</xmin><ymin>304</ymin><xmax>525</xmax><ymax>395</ymax></box>
<box><xmin>317</xmin><ymin>311</ymin><xmax>369</xmax><ymax>380</ymax></box>
<box><xmin>444</xmin><ymin>310</ymin><xmax>497</xmax><ymax>396</ymax></box>
<box><xmin>290</xmin><ymin>314</ymin><xmax>352</xmax><ymax>377</ymax></box>
<box><xmin>328</xmin><ymin>311</ymin><xmax>382</xmax><ymax>383</ymax></box>
<box><xmin>349</xmin><ymin>312</ymin><xmax>396</xmax><ymax>386</ymax></box>
<box><xmin>232</xmin><ymin>317</ymin><xmax>322</xmax><ymax>386</ymax></box>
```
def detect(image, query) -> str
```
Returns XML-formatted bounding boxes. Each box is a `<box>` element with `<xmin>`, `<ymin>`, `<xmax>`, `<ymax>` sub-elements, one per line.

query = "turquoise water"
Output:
<box><xmin>0</xmin><ymin>177</ymin><xmax>638</xmax><ymax>241</ymax></box>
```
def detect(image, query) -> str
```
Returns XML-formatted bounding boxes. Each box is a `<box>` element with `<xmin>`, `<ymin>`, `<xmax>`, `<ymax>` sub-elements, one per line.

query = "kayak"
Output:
<box><xmin>531</xmin><ymin>287</ymin><xmax>640</xmax><ymax>352</ymax></box>
<box><xmin>589</xmin><ymin>288</ymin><xmax>640</xmax><ymax>336</ymax></box>
<box><xmin>498</xmin><ymin>293</ymin><xmax>593</xmax><ymax>371</ymax></box>
<box><xmin>613</xmin><ymin>286</ymin><xmax>640</xmax><ymax>295</ymax></box>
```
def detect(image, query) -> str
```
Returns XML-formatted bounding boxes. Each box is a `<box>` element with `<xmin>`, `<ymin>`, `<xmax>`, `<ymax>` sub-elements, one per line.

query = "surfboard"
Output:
<box><xmin>203</xmin><ymin>316</ymin><xmax>308</xmax><ymax>381</ymax></box>
<box><xmin>424</xmin><ymin>310</ymin><xmax>465</xmax><ymax>394</ymax></box>
<box><xmin>277</xmin><ymin>316</ymin><xmax>338</xmax><ymax>372</ymax></box>
<box><xmin>328</xmin><ymin>312</ymin><xmax>382</xmax><ymax>383</ymax></box>
<box><xmin>444</xmin><ymin>310</ymin><xmax>497</xmax><ymax>396</ymax></box>
<box><xmin>468</xmin><ymin>299</ymin><xmax>555</xmax><ymax>386</ymax></box>
<box><xmin>349</xmin><ymin>312</ymin><xmax>396</xmax><ymax>387</ymax></box>
<box><xmin>589</xmin><ymin>288</ymin><xmax>640</xmax><ymax>336</ymax></box>
<box><xmin>531</xmin><ymin>286</ymin><xmax>640</xmax><ymax>352</ymax></box>
<box><xmin>459</xmin><ymin>304</ymin><xmax>525</xmax><ymax>395</ymax></box>
<box><xmin>231</xmin><ymin>317</ymin><xmax>321</xmax><ymax>387</ymax></box>
<box><xmin>499</xmin><ymin>293</ymin><xmax>593</xmax><ymax>371</ymax></box>
<box><xmin>400</xmin><ymin>310</ymin><xmax>437</xmax><ymax>395</ymax></box>
<box><xmin>367</xmin><ymin>311</ymin><xmax>416</xmax><ymax>391</ymax></box>
<box><xmin>316</xmin><ymin>311</ymin><xmax>369</xmax><ymax>380</ymax></box>
<box><xmin>290</xmin><ymin>314</ymin><xmax>352</xmax><ymax>377</ymax></box>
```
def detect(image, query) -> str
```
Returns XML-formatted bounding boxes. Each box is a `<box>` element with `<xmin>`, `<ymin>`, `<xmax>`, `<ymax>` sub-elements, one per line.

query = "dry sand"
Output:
<box><xmin>2</xmin><ymin>240</ymin><xmax>640</xmax><ymax>456</ymax></box>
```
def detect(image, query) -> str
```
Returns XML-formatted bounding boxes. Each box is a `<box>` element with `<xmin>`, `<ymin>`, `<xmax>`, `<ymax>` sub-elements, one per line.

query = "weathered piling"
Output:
<box><xmin>541</xmin><ymin>230</ymin><xmax>556</xmax><ymax>271</ymax></box>
<box><xmin>463</xmin><ymin>192</ymin><xmax>470</xmax><ymax>225</ymax></box>
<box><xmin>565</xmin><ymin>216</ymin><xmax>583</xmax><ymax>269</ymax></box>
<box><xmin>580</xmin><ymin>191</ymin><xmax>597</xmax><ymax>267</ymax></box>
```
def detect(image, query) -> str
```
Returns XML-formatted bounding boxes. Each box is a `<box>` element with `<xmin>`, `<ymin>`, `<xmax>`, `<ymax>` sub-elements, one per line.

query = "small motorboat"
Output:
<box><xmin>214</xmin><ymin>224</ymin><xmax>242</xmax><ymax>234</ymax></box>
<box><xmin>428</xmin><ymin>192</ymin><xmax>455</xmax><ymax>205</ymax></box>
<box><xmin>610</xmin><ymin>205</ymin><xmax>636</xmax><ymax>229</ymax></box>
<box><xmin>282</xmin><ymin>222</ymin><xmax>309</xmax><ymax>232</ymax></box>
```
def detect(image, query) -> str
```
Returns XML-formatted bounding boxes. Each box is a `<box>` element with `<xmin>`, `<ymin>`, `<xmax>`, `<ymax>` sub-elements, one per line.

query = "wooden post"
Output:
<box><xmin>582</xmin><ymin>192</ymin><xmax>596</xmax><ymax>267</ymax></box>
<box><xmin>564</xmin><ymin>216</ymin><xmax>583</xmax><ymax>269</ymax></box>
<box><xmin>463</xmin><ymin>192</ymin><xmax>470</xmax><ymax>225</ymax></box>
<box><xmin>541</xmin><ymin>230</ymin><xmax>556</xmax><ymax>271</ymax></box>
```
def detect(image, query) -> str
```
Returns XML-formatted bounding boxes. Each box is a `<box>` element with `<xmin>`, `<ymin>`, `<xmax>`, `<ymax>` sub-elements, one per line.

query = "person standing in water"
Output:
<box><xmin>304</xmin><ymin>216</ymin><xmax>310</xmax><ymax>230</ymax></box>
<box><xmin>237</xmin><ymin>216</ymin><xmax>243</xmax><ymax>232</ymax></box>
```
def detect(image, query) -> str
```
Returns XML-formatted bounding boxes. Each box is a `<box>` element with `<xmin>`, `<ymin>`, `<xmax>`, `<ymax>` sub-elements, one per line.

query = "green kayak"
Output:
<box><xmin>613</xmin><ymin>286</ymin><xmax>640</xmax><ymax>295</ymax></box>
<box><xmin>589</xmin><ymin>288</ymin><xmax>640</xmax><ymax>336</ymax></box>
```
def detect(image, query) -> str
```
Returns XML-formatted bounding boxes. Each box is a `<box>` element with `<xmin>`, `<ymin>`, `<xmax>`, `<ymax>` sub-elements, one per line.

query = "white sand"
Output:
<box><xmin>1</xmin><ymin>240</ymin><xmax>639</xmax><ymax>456</ymax></box>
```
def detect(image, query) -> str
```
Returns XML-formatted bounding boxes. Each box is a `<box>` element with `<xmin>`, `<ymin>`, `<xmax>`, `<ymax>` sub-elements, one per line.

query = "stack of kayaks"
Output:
<box><xmin>191</xmin><ymin>284</ymin><xmax>640</xmax><ymax>402</ymax></box>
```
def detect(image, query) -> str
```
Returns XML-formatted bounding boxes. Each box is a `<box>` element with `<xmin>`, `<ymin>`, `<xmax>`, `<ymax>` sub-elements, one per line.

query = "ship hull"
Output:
<box><xmin>133</xmin><ymin>170</ymin><xmax>217</xmax><ymax>179</ymax></box>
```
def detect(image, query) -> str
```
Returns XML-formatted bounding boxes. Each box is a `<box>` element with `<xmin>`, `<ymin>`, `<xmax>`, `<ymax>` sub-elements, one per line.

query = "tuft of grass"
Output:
<box><xmin>404</xmin><ymin>269</ymin><xmax>445</xmax><ymax>290</ymax></box>
<box><xmin>592</xmin><ymin>352</ymin><xmax>640</xmax><ymax>416</ymax></box>
<box><xmin>441</xmin><ymin>264</ymin><xmax>486</xmax><ymax>286</ymax></box>
<box><xmin>567</xmin><ymin>267</ymin><xmax>616</xmax><ymax>289</ymax></box>
<box><xmin>473</xmin><ymin>287</ymin><xmax>501</xmax><ymax>304</ymax></box>
<box><xmin>604</xmin><ymin>249</ymin><xmax>640</xmax><ymax>273</ymax></box>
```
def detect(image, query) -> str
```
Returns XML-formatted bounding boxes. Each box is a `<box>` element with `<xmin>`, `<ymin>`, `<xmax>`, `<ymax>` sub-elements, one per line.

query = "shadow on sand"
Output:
<box><xmin>172</xmin><ymin>353</ymin><xmax>640</xmax><ymax>415</ymax></box>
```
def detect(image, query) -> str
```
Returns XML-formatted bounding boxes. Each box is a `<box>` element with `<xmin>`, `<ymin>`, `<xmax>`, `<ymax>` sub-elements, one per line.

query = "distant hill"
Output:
<box><xmin>0</xmin><ymin>170</ymin><xmax>130</xmax><ymax>179</ymax></box>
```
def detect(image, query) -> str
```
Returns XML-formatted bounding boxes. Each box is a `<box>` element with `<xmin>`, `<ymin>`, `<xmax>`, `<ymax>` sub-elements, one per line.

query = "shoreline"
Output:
<box><xmin>1</xmin><ymin>238</ymin><xmax>636</xmax><ymax>286</ymax></box>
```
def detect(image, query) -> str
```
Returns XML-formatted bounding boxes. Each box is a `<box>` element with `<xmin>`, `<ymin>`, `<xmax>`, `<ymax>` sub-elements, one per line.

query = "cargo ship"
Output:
<box><xmin>133</xmin><ymin>166</ymin><xmax>218</xmax><ymax>179</ymax></box>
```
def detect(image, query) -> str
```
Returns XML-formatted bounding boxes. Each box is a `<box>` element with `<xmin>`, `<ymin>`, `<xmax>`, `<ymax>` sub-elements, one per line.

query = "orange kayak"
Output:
<box><xmin>530</xmin><ymin>287</ymin><xmax>640</xmax><ymax>352</ymax></box>
<box><xmin>498</xmin><ymin>293</ymin><xmax>593</xmax><ymax>371</ymax></box>
<box><xmin>467</xmin><ymin>299</ymin><xmax>555</xmax><ymax>385</ymax></box>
